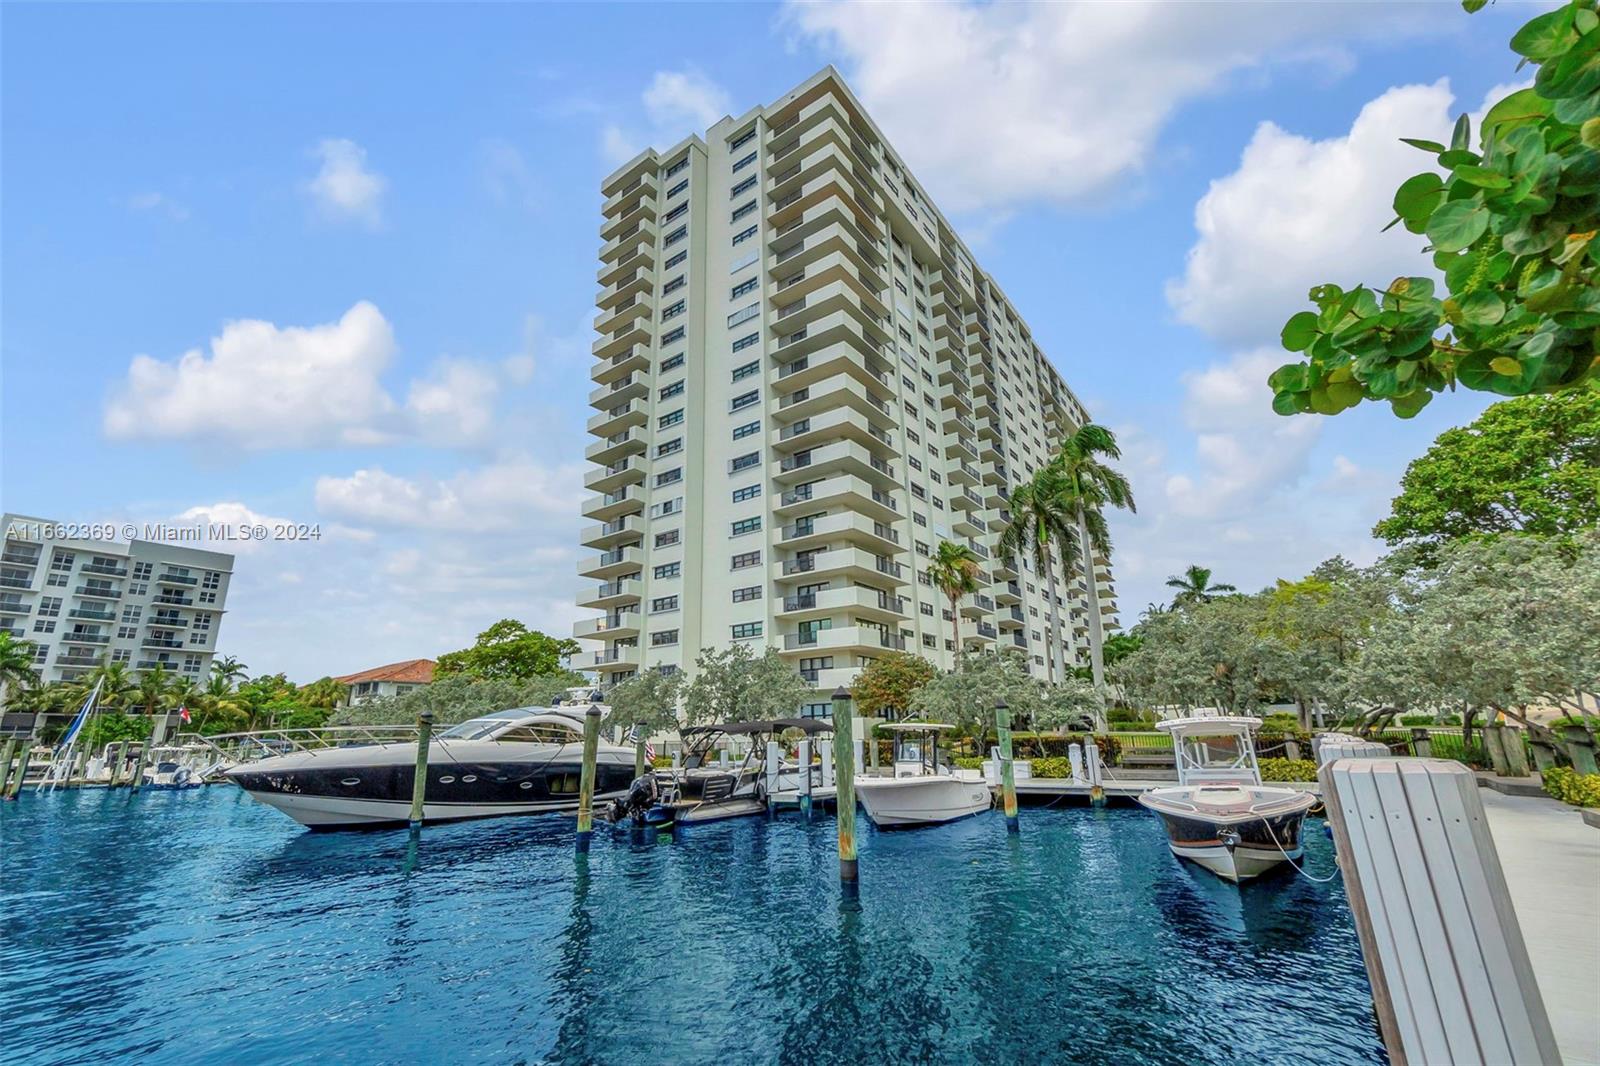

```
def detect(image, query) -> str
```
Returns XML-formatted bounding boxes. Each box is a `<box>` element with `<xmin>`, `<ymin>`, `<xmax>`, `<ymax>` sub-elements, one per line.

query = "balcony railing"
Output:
<box><xmin>157</xmin><ymin>572</ymin><xmax>199</xmax><ymax>586</ymax></box>
<box><xmin>0</xmin><ymin>577</ymin><xmax>29</xmax><ymax>590</ymax></box>
<box><xmin>67</xmin><ymin>608</ymin><xmax>116</xmax><ymax>621</ymax></box>
<box><xmin>62</xmin><ymin>632</ymin><xmax>110</xmax><ymax>645</ymax></box>
<box><xmin>81</xmin><ymin>563</ymin><xmax>128</xmax><ymax>577</ymax></box>
<box><xmin>74</xmin><ymin>585</ymin><xmax>119</xmax><ymax>599</ymax></box>
<box><xmin>1</xmin><ymin>551</ymin><xmax>40</xmax><ymax>566</ymax></box>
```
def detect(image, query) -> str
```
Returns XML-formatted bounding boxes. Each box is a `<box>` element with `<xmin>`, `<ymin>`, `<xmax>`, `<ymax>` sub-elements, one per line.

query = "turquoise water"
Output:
<box><xmin>1</xmin><ymin>788</ymin><xmax>1384</xmax><ymax>1065</ymax></box>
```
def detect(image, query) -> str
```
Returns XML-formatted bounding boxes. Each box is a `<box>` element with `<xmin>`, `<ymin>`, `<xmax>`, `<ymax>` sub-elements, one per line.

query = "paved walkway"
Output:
<box><xmin>1482</xmin><ymin>790</ymin><xmax>1600</xmax><ymax>1066</ymax></box>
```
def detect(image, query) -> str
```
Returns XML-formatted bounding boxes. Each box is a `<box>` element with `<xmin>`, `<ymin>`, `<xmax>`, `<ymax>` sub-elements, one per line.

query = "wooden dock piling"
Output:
<box><xmin>110</xmin><ymin>741</ymin><xmax>129</xmax><ymax>787</ymax></box>
<box><xmin>798</xmin><ymin>738</ymin><xmax>813</xmax><ymax>818</ymax></box>
<box><xmin>129</xmin><ymin>743</ymin><xmax>148</xmax><ymax>792</ymax></box>
<box><xmin>830</xmin><ymin>687</ymin><xmax>858</xmax><ymax>890</ymax></box>
<box><xmin>407</xmin><ymin>710</ymin><xmax>434</xmax><ymax>831</ymax></box>
<box><xmin>995</xmin><ymin>699</ymin><xmax>1018</xmax><ymax>833</ymax></box>
<box><xmin>0</xmin><ymin>738</ymin><xmax>16</xmax><ymax>796</ymax></box>
<box><xmin>1088</xmin><ymin>737</ymin><xmax>1106</xmax><ymax>807</ymax></box>
<box><xmin>7</xmin><ymin>744</ymin><xmax>34</xmax><ymax>800</ymax></box>
<box><xmin>575</xmin><ymin>705</ymin><xmax>601</xmax><ymax>854</ymax></box>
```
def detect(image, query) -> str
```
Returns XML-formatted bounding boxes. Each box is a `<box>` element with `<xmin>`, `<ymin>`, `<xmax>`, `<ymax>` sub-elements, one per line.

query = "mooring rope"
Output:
<box><xmin>1262</xmin><ymin>814</ymin><xmax>1339</xmax><ymax>884</ymax></box>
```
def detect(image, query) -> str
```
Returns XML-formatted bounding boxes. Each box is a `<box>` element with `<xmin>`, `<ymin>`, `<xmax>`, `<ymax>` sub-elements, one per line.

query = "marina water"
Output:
<box><xmin>1</xmin><ymin>788</ymin><xmax>1384</xmax><ymax>1064</ymax></box>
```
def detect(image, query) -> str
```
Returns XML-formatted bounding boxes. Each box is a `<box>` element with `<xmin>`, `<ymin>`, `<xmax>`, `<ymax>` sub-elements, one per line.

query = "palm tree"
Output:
<box><xmin>998</xmin><ymin>463</ymin><xmax>1080</xmax><ymax>683</ymax></box>
<box><xmin>1053</xmin><ymin>423</ymin><xmax>1136</xmax><ymax>691</ymax></box>
<box><xmin>0</xmin><ymin>631</ymin><xmax>39</xmax><ymax>707</ymax></box>
<box><xmin>86</xmin><ymin>660</ymin><xmax>137</xmax><ymax>710</ymax></box>
<box><xmin>213</xmin><ymin>655</ymin><xmax>249</xmax><ymax>684</ymax></box>
<box><xmin>136</xmin><ymin>664</ymin><xmax>172</xmax><ymax>717</ymax></box>
<box><xmin>169</xmin><ymin>677</ymin><xmax>203</xmax><ymax>724</ymax></box>
<box><xmin>1165</xmin><ymin>564</ymin><xmax>1237</xmax><ymax>607</ymax></box>
<box><xmin>928</xmin><ymin>540</ymin><xmax>982</xmax><ymax>668</ymax></box>
<box><xmin>198</xmin><ymin>672</ymin><xmax>247</xmax><ymax>734</ymax></box>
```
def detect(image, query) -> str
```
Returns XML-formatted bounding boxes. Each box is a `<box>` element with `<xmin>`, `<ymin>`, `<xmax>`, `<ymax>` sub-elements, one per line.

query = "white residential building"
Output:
<box><xmin>575</xmin><ymin>68</ymin><xmax>1118</xmax><ymax>712</ymax></box>
<box><xmin>1</xmin><ymin>514</ymin><xmax>235</xmax><ymax>685</ymax></box>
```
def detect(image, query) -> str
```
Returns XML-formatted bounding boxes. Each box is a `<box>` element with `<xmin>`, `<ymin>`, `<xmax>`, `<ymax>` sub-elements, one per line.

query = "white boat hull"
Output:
<box><xmin>1165</xmin><ymin>841</ymin><xmax>1297</xmax><ymax>883</ymax></box>
<box><xmin>856</xmin><ymin>774</ymin><xmax>992</xmax><ymax>828</ymax></box>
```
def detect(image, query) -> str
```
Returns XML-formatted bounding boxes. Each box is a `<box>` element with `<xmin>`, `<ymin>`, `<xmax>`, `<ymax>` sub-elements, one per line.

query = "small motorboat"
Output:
<box><xmin>1137</xmin><ymin>714</ymin><xmax>1317</xmax><ymax>883</ymax></box>
<box><xmin>854</xmin><ymin>722</ymin><xmax>991</xmax><ymax>829</ymax></box>
<box><xmin>611</xmin><ymin>719</ymin><xmax>833</xmax><ymax>829</ymax></box>
<box><xmin>143</xmin><ymin>759</ymin><xmax>204</xmax><ymax>790</ymax></box>
<box><xmin>224</xmin><ymin>691</ymin><xmax>636</xmax><ymax>829</ymax></box>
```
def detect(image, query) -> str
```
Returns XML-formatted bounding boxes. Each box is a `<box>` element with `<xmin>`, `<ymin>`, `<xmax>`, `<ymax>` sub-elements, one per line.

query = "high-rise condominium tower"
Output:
<box><xmin>577</xmin><ymin>68</ymin><xmax>1117</xmax><ymax>712</ymax></box>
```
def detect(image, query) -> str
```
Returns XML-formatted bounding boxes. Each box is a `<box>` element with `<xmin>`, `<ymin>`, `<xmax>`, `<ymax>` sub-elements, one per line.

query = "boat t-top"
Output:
<box><xmin>225</xmin><ymin>689</ymin><xmax>636</xmax><ymax>829</ymax></box>
<box><xmin>854</xmin><ymin>722</ymin><xmax>992</xmax><ymax>829</ymax></box>
<box><xmin>612</xmin><ymin>718</ymin><xmax>833</xmax><ymax>829</ymax></box>
<box><xmin>1136</xmin><ymin>714</ymin><xmax>1317</xmax><ymax>882</ymax></box>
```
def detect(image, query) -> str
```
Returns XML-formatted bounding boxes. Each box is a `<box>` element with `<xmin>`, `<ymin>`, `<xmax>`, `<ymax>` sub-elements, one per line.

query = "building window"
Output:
<box><xmin>667</xmin><ymin>178</ymin><xmax>688</xmax><ymax>199</ymax></box>
<box><xmin>661</xmin><ymin>325</ymin><xmax>685</xmax><ymax>345</ymax></box>
<box><xmin>662</xmin><ymin>300</ymin><xmax>686</xmax><ymax>321</ymax></box>
<box><xmin>655</xmin><ymin>469</ymin><xmax>682</xmax><ymax>488</ymax></box>
<box><xmin>730</xmin><ymin>390</ymin><xmax>759</xmax><ymax>412</ymax></box>
<box><xmin>731</xmin><ymin>174</ymin><xmax>757</xmax><ymax>198</ymax></box>
<box><xmin>731</xmin><ymin>276</ymin><xmax>759</xmax><ymax>299</ymax></box>
<box><xmin>732</xmin><ymin>359</ymin><xmax>760</xmax><ymax>382</ymax></box>
<box><xmin>654</xmin><ymin>529</ymin><xmax>680</xmax><ymax>547</ymax></box>
<box><xmin>732</xmin><ymin>332</ymin><xmax>759</xmax><ymax>353</ymax></box>
<box><xmin>732</xmin><ymin>420</ymin><xmax>760</xmax><ymax>441</ymax></box>
<box><xmin>33</xmin><ymin>620</ymin><xmax>54</xmax><ymax>633</ymax></box>
<box><xmin>731</xmin><ymin>224</ymin><xmax>758</xmax><ymax>246</ymax></box>
<box><xmin>652</xmin><ymin>629</ymin><xmax>679</xmax><ymax>647</ymax></box>
<box><xmin>731</xmin><ymin>517</ymin><xmax>762</xmax><ymax>536</ymax></box>
<box><xmin>729</xmin><ymin>128</ymin><xmax>755</xmax><ymax>151</ymax></box>
<box><xmin>732</xmin><ymin>151</ymin><xmax>757</xmax><ymax>172</ymax></box>
<box><xmin>922</xmin><ymin>634</ymin><xmax>936</xmax><ymax>648</ymax></box>
<box><xmin>733</xmin><ymin>585</ymin><xmax>762</xmax><ymax>603</ymax></box>
<box><xmin>656</xmin><ymin>439</ymin><xmax>683</xmax><ymax>459</ymax></box>
<box><xmin>661</xmin><ymin>352</ymin><xmax>685</xmax><ymax>372</ymax></box>
<box><xmin>729</xmin><ymin>451</ymin><xmax>760</xmax><ymax>472</ymax></box>
<box><xmin>921</xmin><ymin>603</ymin><xmax>934</xmax><ymax>616</ymax></box>
<box><xmin>665</xmin><ymin>156</ymin><xmax>689</xmax><ymax>177</ymax></box>
<box><xmin>732</xmin><ymin>484</ymin><xmax>761</xmax><ymax>503</ymax></box>
<box><xmin>731</xmin><ymin>621</ymin><xmax>763</xmax><ymax>639</ymax></box>
<box><xmin>112</xmin><ymin>648</ymin><xmax>130</xmax><ymax>664</ymax></box>
<box><xmin>659</xmin><ymin>380</ymin><xmax>685</xmax><ymax>400</ymax></box>
<box><xmin>665</xmin><ymin>250</ymin><xmax>687</xmax><ymax>270</ymax></box>
<box><xmin>731</xmin><ymin>200</ymin><xmax>757</xmax><ymax>222</ymax></box>
<box><xmin>662</xmin><ymin>275</ymin><xmax>686</xmax><ymax>295</ymax></box>
<box><xmin>727</xmin><ymin>303</ymin><xmax>759</xmax><ymax>327</ymax></box>
<box><xmin>658</xmin><ymin>409</ymin><xmax>684</xmax><ymax>429</ymax></box>
<box><xmin>38</xmin><ymin>597</ymin><xmax>61</xmax><ymax>618</ymax></box>
<box><xmin>652</xmin><ymin>595</ymin><xmax>679</xmax><ymax>613</ymax></box>
<box><xmin>117</xmin><ymin>625</ymin><xmax>138</xmax><ymax>639</ymax></box>
<box><xmin>651</xmin><ymin>497</ymin><xmax>684</xmax><ymax>518</ymax></box>
<box><xmin>121</xmin><ymin>605</ymin><xmax>141</xmax><ymax>622</ymax></box>
<box><xmin>50</xmin><ymin>552</ymin><xmax>74</xmax><ymax>572</ymax></box>
<box><xmin>731</xmin><ymin>550</ymin><xmax>761</xmax><ymax>570</ymax></box>
<box><xmin>664</xmin><ymin>224</ymin><xmax>687</xmax><ymax>246</ymax></box>
<box><xmin>654</xmin><ymin>562</ymin><xmax>681</xmax><ymax>579</ymax></box>
<box><xmin>664</xmin><ymin>202</ymin><xmax>687</xmax><ymax>223</ymax></box>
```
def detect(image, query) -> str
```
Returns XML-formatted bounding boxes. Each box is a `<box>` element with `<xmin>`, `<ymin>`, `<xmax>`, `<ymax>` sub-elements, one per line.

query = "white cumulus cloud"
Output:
<box><xmin>306</xmin><ymin>138</ymin><xmax>387</xmax><ymax>227</ymax></box>
<box><xmin>602</xmin><ymin>68</ymin><xmax>732</xmax><ymax>165</ymax></box>
<box><xmin>783</xmin><ymin>0</ymin><xmax>1433</xmax><ymax>214</ymax></box>
<box><xmin>313</xmin><ymin>456</ymin><xmax>585</xmax><ymax>533</ymax></box>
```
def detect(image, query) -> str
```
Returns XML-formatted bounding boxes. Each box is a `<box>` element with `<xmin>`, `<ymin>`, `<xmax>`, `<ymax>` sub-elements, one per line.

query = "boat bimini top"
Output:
<box><xmin>1155</xmin><ymin>714</ymin><xmax>1264</xmax><ymax>788</ymax></box>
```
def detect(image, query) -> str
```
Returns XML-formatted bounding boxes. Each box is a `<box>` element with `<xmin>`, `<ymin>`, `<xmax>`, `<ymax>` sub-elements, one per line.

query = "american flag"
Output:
<box><xmin>628</xmin><ymin>724</ymin><xmax>655</xmax><ymax>761</ymax></box>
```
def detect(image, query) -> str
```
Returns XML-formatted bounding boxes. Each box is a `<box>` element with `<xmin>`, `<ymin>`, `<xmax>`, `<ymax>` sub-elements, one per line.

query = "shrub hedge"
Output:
<box><xmin>1258</xmin><ymin>757</ymin><xmax>1319</xmax><ymax>783</ymax></box>
<box><xmin>1543</xmin><ymin>766</ymin><xmax>1600</xmax><ymax>808</ymax></box>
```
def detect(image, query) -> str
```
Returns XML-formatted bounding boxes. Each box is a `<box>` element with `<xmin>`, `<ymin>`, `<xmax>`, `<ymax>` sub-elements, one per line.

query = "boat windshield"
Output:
<box><xmin>437</xmin><ymin>716</ymin><xmax>517</xmax><ymax>741</ymax></box>
<box><xmin>893</xmin><ymin>735</ymin><xmax>928</xmax><ymax>765</ymax></box>
<box><xmin>1174</xmin><ymin>731</ymin><xmax>1258</xmax><ymax>785</ymax></box>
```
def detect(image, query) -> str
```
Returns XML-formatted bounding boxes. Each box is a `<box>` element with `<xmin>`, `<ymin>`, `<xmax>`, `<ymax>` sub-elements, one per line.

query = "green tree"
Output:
<box><xmin>851</xmin><ymin>651</ymin><xmax>938</xmax><ymax>718</ymax></box>
<box><xmin>195</xmin><ymin>672</ymin><xmax>248</xmax><ymax>734</ymax></box>
<box><xmin>998</xmin><ymin>464</ymin><xmax>1080</xmax><ymax>683</ymax></box>
<box><xmin>1374</xmin><ymin>391</ymin><xmax>1600</xmax><ymax>549</ymax></box>
<box><xmin>1271</xmin><ymin>0</ymin><xmax>1600</xmax><ymax>420</ymax></box>
<box><xmin>928</xmin><ymin>540</ymin><xmax>981</xmax><ymax>665</ymax></box>
<box><xmin>603</xmin><ymin>667</ymin><xmax>682</xmax><ymax>736</ymax></box>
<box><xmin>333</xmin><ymin>671</ymin><xmax>587</xmax><ymax>727</ymax></box>
<box><xmin>1261</xmin><ymin>558</ymin><xmax>1394</xmax><ymax>729</ymax></box>
<box><xmin>681</xmin><ymin>645</ymin><xmax>815</xmax><ymax>726</ymax></box>
<box><xmin>136</xmin><ymin>664</ymin><xmax>172</xmax><ymax>717</ymax></box>
<box><xmin>298</xmin><ymin>676</ymin><xmax>347</xmax><ymax>710</ymax></box>
<box><xmin>85</xmin><ymin>661</ymin><xmax>137</xmax><ymax>711</ymax></box>
<box><xmin>910</xmin><ymin>649</ymin><xmax>1096</xmax><ymax>739</ymax></box>
<box><xmin>1053</xmin><ymin>424</ymin><xmax>1136</xmax><ymax>689</ymax></box>
<box><xmin>0</xmin><ymin>630</ymin><xmax>39</xmax><ymax>706</ymax></box>
<box><xmin>213</xmin><ymin>655</ymin><xmax>249</xmax><ymax>684</ymax></box>
<box><xmin>1164</xmin><ymin>564</ymin><xmax>1238</xmax><ymax>607</ymax></box>
<box><xmin>435</xmin><ymin>619</ymin><xmax>580</xmax><ymax>681</ymax></box>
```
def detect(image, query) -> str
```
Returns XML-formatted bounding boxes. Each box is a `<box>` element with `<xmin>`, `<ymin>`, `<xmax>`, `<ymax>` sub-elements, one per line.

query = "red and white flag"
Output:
<box><xmin>179</xmin><ymin>706</ymin><xmax>191</xmax><ymax>723</ymax></box>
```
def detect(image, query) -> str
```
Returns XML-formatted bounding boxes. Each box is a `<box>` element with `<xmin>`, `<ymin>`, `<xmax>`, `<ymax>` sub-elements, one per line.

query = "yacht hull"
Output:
<box><xmin>244</xmin><ymin>790</ymin><xmax>585</xmax><ymax>828</ymax></box>
<box><xmin>856</xmin><ymin>775</ymin><xmax>992</xmax><ymax>828</ymax></box>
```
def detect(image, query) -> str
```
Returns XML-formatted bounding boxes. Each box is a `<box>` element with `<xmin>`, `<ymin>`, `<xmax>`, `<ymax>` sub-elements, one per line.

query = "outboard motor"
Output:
<box><xmin>609</xmin><ymin>772</ymin><xmax>659</xmax><ymax>823</ymax></box>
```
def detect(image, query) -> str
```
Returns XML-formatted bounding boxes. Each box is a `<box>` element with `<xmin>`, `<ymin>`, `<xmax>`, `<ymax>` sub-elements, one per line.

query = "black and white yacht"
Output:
<box><xmin>225</xmin><ymin>695</ymin><xmax>636</xmax><ymax>830</ymax></box>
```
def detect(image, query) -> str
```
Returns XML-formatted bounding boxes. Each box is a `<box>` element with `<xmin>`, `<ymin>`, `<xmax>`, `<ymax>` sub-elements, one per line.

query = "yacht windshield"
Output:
<box><xmin>437</xmin><ymin>716</ymin><xmax>516</xmax><ymax>741</ymax></box>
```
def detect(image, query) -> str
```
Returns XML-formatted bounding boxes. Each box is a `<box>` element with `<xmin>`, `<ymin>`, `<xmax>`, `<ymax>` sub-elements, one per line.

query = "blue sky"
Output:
<box><xmin>1</xmin><ymin>2</ymin><xmax>1534</xmax><ymax>680</ymax></box>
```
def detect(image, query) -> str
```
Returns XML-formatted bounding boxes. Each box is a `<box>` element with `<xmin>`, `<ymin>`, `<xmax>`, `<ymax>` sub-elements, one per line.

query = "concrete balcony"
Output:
<box><xmin>74</xmin><ymin>585</ymin><xmax>120</xmax><ymax>600</ymax></box>
<box><xmin>767</xmin><ymin>240</ymin><xmax>886</xmax><ymax>309</ymax></box>
<box><xmin>772</xmin><ymin>341</ymin><xmax>893</xmax><ymax>403</ymax></box>
<box><xmin>588</xmin><ymin>373</ymin><xmax>648</xmax><ymax>410</ymax></box>
<box><xmin>601</xmin><ymin>164</ymin><xmax>656</xmax><ymax>212</ymax></box>
<box><xmin>994</xmin><ymin>581</ymin><xmax>1023</xmax><ymax>605</ymax></box>
<box><xmin>597</xmin><ymin>244</ymin><xmax>656</xmax><ymax>288</ymax></box>
<box><xmin>593</xmin><ymin>295</ymin><xmax>652</xmax><ymax>338</ymax></box>
<box><xmin>771</xmin><ymin>405</ymin><xmax>894</xmax><ymax>456</ymax></box>
<box><xmin>577</xmin><ymin>578</ymin><xmax>643</xmax><ymax>611</ymax></box>
<box><xmin>951</xmin><ymin>513</ymin><xmax>985</xmax><ymax>540</ymax></box>
<box><xmin>583</xmin><ymin>457</ymin><xmax>645</xmax><ymax>496</ymax></box>
<box><xmin>585</xmin><ymin>427</ymin><xmax>647</xmax><ymax>466</ymax></box>
<box><xmin>771</xmin><ymin>303</ymin><xmax>891</xmax><ymax>365</ymax></box>
<box><xmin>774</xmin><ymin>474</ymin><xmax>897</xmax><ymax>523</ymax></box>
<box><xmin>774</xmin><ymin>439</ymin><xmax>896</xmax><ymax>490</ymax></box>
<box><xmin>777</xmin><ymin>511</ymin><xmax>900</xmax><ymax>555</ymax></box>
<box><xmin>588</xmin><ymin>645</ymin><xmax>642</xmax><ymax>673</ymax></box>
<box><xmin>591</xmin><ymin>318</ymin><xmax>651</xmax><ymax>362</ymax></box>
<box><xmin>574</xmin><ymin>611</ymin><xmax>642</xmax><ymax>642</ymax></box>
<box><xmin>598</xmin><ymin>215</ymin><xmax>658</xmax><ymax>265</ymax></box>
<box><xmin>580</xmin><ymin>514</ymin><xmax>644</xmax><ymax>551</ymax></box>
<box><xmin>951</xmin><ymin>487</ymin><xmax>983</xmax><ymax>512</ymax></box>
<box><xmin>776</xmin><ymin>546</ymin><xmax>906</xmax><ymax>587</ymax></box>
<box><xmin>67</xmin><ymin>607</ymin><xmax>117</xmax><ymax>622</ymax></box>
<box><xmin>780</xmin><ymin>625</ymin><xmax>906</xmax><ymax>656</ymax></box>
<box><xmin>997</xmin><ymin>605</ymin><xmax>1026</xmax><ymax>630</ymax></box>
<box><xmin>595</xmin><ymin>262</ymin><xmax>655</xmax><ymax>311</ymax></box>
<box><xmin>578</xmin><ymin>546</ymin><xmax>644</xmax><ymax>581</ymax></box>
<box><xmin>590</xmin><ymin>345</ymin><xmax>651</xmax><ymax>386</ymax></box>
<box><xmin>766</xmin><ymin>139</ymin><xmax>878</xmax><ymax>223</ymax></box>
<box><xmin>769</xmin><ymin>276</ymin><xmax>889</xmax><ymax>342</ymax></box>
<box><xmin>948</xmin><ymin>460</ymin><xmax>980</xmax><ymax>487</ymax></box>
<box><xmin>586</xmin><ymin>398</ymin><xmax>647</xmax><ymax>438</ymax></box>
<box><xmin>62</xmin><ymin>631</ymin><xmax>110</xmax><ymax>645</ymax></box>
<box><xmin>777</xmin><ymin>584</ymin><xmax>907</xmax><ymax>624</ymax></box>
<box><xmin>600</xmin><ymin>193</ymin><xmax>658</xmax><ymax>242</ymax></box>
<box><xmin>580</xmin><ymin>485</ymin><xmax>644</xmax><ymax>522</ymax></box>
<box><xmin>965</xmin><ymin>622</ymin><xmax>998</xmax><ymax>647</ymax></box>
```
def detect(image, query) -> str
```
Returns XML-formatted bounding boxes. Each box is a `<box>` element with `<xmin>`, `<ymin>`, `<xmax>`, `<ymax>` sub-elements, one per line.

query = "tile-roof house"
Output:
<box><xmin>336</xmin><ymin>659</ymin><xmax>436</xmax><ymax>705</ymax></box>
